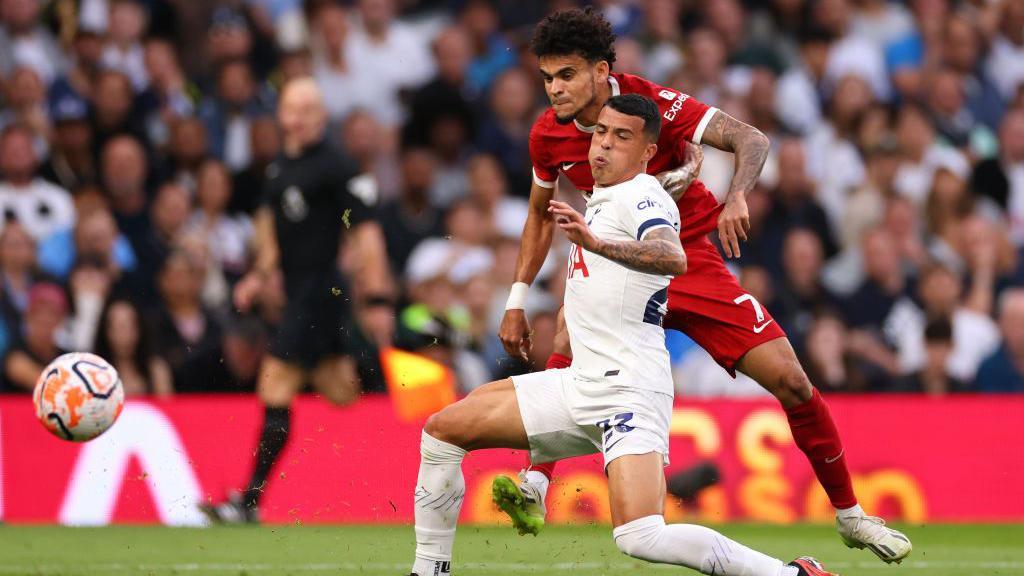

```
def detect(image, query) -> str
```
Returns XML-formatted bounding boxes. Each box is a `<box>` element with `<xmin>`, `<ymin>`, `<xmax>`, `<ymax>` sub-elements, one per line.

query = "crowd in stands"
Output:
<box><xmin>0</xmin><ymin>0</ymin><xmax>1023</xmax><ymax>397</ymax></box>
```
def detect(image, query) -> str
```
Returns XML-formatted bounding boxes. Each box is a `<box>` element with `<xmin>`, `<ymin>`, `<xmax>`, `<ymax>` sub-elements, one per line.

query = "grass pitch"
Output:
<box><xmin>2</xmin><ymin>523</ymin><xmax>1022</xmax><ymax>575</ymax></box>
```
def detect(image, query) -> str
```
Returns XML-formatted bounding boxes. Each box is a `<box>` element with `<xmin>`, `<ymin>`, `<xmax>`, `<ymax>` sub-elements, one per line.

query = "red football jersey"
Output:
<box><xmin>530</xmin><ymin>73</ymin><xmax>723</xmax><ymax>243</ymax></box>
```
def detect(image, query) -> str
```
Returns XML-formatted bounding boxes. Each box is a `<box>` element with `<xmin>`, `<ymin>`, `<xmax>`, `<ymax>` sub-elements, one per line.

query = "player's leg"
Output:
<box><xmin>310</xmin><ymin>355</ymin><xmax>359</xmax><ymax>406</ymax></box>
<box><xmin>199</xmin><ymin>354</ymin><xmax>304</xmax><ymax>524</ymax></box>
<box><xmin>495</xmin><ymin>307</ymin><xmax>570</xmax><ymax>534</ymax></box>
<box><xmin>607</xmin><ymin>452</ymin><xmax>831</xmax><ymax>575</ymax></box>
<box><xmin>412</xmin><ymin>378</ymin><xmax>530</xmax><ymax>576</ymax></box>
<box><xmin>735</xmin><ymin>339</ymin><xmax>911</xmax><ymax>563</ymax></box>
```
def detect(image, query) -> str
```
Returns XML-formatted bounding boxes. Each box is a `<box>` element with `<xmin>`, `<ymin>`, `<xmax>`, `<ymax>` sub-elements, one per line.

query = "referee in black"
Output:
<box><xmin>201</xmin><ymin>77</ymin><xmax>393</xmax><ymax>523</ymax></box>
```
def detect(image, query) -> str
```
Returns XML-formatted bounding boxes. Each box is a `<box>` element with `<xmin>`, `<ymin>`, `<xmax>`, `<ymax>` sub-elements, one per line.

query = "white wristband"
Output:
<box><xmin>505</xmin><ymin>282</ymin><xmax>529</xmax><ymax>310</ymax></box>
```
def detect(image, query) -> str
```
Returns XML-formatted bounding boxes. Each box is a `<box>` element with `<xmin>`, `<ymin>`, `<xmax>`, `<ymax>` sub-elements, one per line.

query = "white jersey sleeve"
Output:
<box><xmin>616</xmin><ymin>174</ymin><xmax>681</xmax><ymax>241</ymax></box>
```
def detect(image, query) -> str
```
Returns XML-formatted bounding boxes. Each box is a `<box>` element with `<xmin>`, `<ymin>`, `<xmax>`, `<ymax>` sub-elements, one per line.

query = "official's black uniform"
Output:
<box><xmin>262</xmin><ymin>138</ymin><xmax>374</xmax><ymax>367</ymax></box>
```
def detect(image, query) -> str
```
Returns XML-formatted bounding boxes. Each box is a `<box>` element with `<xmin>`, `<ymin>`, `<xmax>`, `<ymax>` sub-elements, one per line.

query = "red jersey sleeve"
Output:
<box><xmin>528</xmin><ymin>119</ymin><xmax>558</xmax><ymax>189</ymax></box>
<box><xmin>656</xmin><ymin>88</ymin><xmax>718</xmax><ymax>160</ymax></box>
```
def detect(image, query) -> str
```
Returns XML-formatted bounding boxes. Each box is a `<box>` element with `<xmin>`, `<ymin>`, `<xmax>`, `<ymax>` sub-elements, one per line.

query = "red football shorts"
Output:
<box><xmin>664</xmin><ymin>236</ymin><xmax>786</xmax><ymax>376</ymax></box>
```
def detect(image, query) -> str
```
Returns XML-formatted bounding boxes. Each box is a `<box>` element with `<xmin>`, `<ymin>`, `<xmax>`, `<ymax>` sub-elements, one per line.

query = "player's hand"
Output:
<box><xmin>233</xmin><ymin>272</ymin><xmax>264</xmax><ymax>312</ymax></box>
<box><xmin>548</xmin><ymin>200</ymin><xmax>598</xmax><ymax>251</ymax></box>
<box><xmin>499</xmin><ymin>308</ymin><xmax>532</xmax><ymax>362</ymax></box>
<box><xmin>656</xmin><ymin>143</ymin><xmax>703</xmax><ymax>200</ymax></box>
<box><xmin>717</xmin><ymin>193</ymin><xmax>750</xmax><ymax>259</ymax></box>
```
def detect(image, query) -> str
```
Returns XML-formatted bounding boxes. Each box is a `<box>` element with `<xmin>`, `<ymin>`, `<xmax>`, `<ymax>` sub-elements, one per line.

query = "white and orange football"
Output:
<box><xmin>32</xmin><ymin>352</ymin><xmax>124</xmax><ymax>442</ymax></box>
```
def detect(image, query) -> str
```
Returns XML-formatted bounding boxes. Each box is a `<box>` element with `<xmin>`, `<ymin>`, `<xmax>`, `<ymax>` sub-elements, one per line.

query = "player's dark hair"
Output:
<box><xmin>605</xmin><ymin>94</ymin><xmax>661</xmax><ymax>142</ymax></box>
<box><xmin>530</xmin><ymin>7</ymin><xmax>617</xmax><ymax>67</ymax></box>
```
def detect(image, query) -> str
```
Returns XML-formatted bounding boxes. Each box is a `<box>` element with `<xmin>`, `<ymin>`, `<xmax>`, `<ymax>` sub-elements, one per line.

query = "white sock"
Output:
<box><xmin>836</xmin><ymin>504</ymin><xmax>865</xmax><ymax>519</ymax></box>
<box><xmin>524</xmin><ymin>469</ymin><xmax>550</xmax><ymax>497</ymax></box>
<box><xmin>613</xmin><ymin>515</ymin><xmax>795</xmax><ymax>576</ymax></box>
<box><xmin>413</xmin><ymin>431</ymin><xmax>466</xmax><ymax>571</ymax></box>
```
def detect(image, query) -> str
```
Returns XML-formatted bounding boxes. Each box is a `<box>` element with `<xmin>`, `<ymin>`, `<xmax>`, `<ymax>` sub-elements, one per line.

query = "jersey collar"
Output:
<box><xmin>573</xmin><ymin>76</ymin><xmax>621</xmax><ymax>134</ymax></box>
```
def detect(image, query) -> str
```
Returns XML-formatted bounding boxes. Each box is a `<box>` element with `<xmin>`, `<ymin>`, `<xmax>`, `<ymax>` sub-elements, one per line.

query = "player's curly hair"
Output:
<box><xmin>530</xmin><ymin>7</ymin><xmax>617</xmax><ymax>67</ymax></box>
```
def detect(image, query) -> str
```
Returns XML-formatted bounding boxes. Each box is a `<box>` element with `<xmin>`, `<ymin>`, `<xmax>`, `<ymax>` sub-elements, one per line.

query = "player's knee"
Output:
<box><xmin>778</xmin><ymin>364</ymin><xmax>813</xmax><ymax>403</ymax></box>
<box><xmin>423</xmin><ymin>408</ymin><xmax>465</xmax><ymax>447</ymax></box>
<box><xmin>613</xmin><ymin>515</ymin><xmax>665</xmax><ymax>561</ymax></box>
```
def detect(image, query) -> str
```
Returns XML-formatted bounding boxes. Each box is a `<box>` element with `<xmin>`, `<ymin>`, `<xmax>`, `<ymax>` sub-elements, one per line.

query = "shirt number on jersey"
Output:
<box><xmin>734</xmin><ymin>294</ymin><xmax>775</xmax><ymax>334</ymax></box>
<box><xmin>597</xmin><ymin>412</ymin><xmax>635</xmax><ymax>452</ymax></box>
<box><xmin>567</xmin><ymin>244</ymin><xmax>590</xmax><ymax>279</ymax></box>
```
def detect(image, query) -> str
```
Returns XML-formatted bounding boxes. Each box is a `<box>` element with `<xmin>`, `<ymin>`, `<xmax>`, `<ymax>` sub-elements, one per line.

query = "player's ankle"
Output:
<box><xmin>836</xmin><ymin>504</ymin><xmax>864</xmax><ymax>519</ymax></box>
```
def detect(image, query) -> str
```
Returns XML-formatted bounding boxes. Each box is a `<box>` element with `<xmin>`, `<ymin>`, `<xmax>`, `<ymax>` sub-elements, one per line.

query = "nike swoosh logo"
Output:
<box><xmin>752</xmin><ymin>319</ymin><xmax>775</xmax><ymax>334</ymax></box>
<box><xmin>561</xmin><ymin>162</ymin><xmax>577</xmax><ymax>171</ymax></box>
<box><xmin>825</xmin><ymin>449</ymin><xmax>844</xmax><ymax>464</ymax></box>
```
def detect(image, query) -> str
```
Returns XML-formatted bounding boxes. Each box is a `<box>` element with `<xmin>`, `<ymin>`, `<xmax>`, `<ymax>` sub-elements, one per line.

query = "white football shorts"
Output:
<box><xmin>512</xmin><ymin>368</ymin><xmax>672</xmax><ymax>469</ymax></box>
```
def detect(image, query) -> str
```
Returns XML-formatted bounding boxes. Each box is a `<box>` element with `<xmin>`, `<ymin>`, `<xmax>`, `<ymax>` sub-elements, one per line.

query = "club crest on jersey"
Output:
<box><xmin>282</xmin><ymin>186</ymin><xmax>309</xmax><ymax>222</ymax></box>
<box><xmin>567</xmin><ymin>244</ymin><xmax>589</xmax><ymax>279</ymax></box>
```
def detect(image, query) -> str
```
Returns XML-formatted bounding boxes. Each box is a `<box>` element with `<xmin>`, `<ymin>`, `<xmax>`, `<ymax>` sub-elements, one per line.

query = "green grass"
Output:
<box><xmin>1</xmin><ymin>523</ymin><xmax>1022</xmax><ymax>575</ymax></box>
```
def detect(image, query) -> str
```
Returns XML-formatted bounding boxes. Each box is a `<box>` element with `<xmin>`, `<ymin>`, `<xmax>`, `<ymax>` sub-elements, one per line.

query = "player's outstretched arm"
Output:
<box><xmin>549</xmin><ymin>201</ymin><xmax>686</xmax><ymax>276</ymax></box>
<box><xmin>699</xmin><ymin>110</ymin><xmax>770</xmax><ymax>259</ymax></box>
<box><xmin>499</xmin><ymin>181</ymin><xmax>557</xmax><ymax>361</ymax></box>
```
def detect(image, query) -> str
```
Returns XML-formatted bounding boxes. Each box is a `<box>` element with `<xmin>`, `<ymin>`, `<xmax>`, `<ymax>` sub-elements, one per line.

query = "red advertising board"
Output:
<box><xmin>1</xmin><ymin>395</ymin><xmax>1021</xmax><ymax>525</ymax></box>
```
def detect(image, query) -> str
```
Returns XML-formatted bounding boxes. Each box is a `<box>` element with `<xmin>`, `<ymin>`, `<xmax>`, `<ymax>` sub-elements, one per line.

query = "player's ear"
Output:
<box><xmin>594</xmin><ymin>60</ymin><xmax>610</xmax><ymax>82</ymax></box>
<box><xmin>644</xmin><ymin>142</ymin><xmax>658</xmax><ymax>163</ymax></box>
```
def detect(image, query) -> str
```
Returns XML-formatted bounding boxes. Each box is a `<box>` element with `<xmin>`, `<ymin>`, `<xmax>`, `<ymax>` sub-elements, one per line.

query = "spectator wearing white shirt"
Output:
<box><xmin>184</xmin><ymin>159</ymin><xmax>253</xmax><ymax>279</ymax></box>
<box><xmin>0</xmin><ymin>125</ymin><xmax>75</xmax><ymax>242</ymax></box>
<box><xmin>344</xmin><ymin>0</ymin><xmax>435</xmax><ymax>127</ymax></box>
<box><xmin>101</xmin><ymin>0</ymin><xmax>149</xmax><ymax>91</ymax></box>
<box><xmin>984</xmin><ymin>0</ymin><xmax>1024</xmax><ymax>102</ymax></box>
<box><xmin>893</xmin><ymin>103</ymin><xmax>970</xmax><ymax>205</ymax></box>
<box><xmin>0</xmin><ymin>0</ymin><xmax>66</xmax><ymax>85</ymax></box>
<box><xmin>311</xmin><ymin>3</ymin><xmax>357</xmax><ymax>122</ymax></box>
<box><xmin>972</xmin><ymin>109</ymin><xmax>1024</xmax><ymax>246</ymax></box>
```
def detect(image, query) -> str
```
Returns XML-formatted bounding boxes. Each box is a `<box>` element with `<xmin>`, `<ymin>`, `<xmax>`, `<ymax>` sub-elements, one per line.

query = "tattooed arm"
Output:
<box><xmin>698</xmin><ymin>110</ymin><xmax>771</xmax><ymax>259</ymax></box>
<box><xmin>548</xmin><ymin>201</ymin><xmax>687</xmax><ymax>276</ymax></box>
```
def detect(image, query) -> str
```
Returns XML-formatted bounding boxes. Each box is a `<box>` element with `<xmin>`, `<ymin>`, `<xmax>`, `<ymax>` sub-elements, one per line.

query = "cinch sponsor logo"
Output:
<box><xmin>637</xmin><ymin>197</ymin><xmax>665</xmax><ymax>211</ymax></box>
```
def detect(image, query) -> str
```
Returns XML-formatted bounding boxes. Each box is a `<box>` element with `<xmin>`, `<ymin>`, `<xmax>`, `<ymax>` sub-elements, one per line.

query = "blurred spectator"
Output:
<box><xmin>925</xmin><ymin>67</ymin><xmax>995</xmax><ymax>156</ymax></box>
<box><xmin>773</xmin><ymin>228</ymin><xmax>837</xmax><ymax>357</ymax></box>
<box><xmin>893</xmin><ymin>104</ymin><xmax>970</xmax><ymax>205</ymax></box>
<box><xmin>984</xmin><ymin>0</ymin><xmax>1024</xmax><ymax>102</ymax></box>
<box><xmin>184</xmin><ymin>159</ymin><xmax>253</xmax><ymax>279</ymax></box>
<box><xmin>198</xmin><ymin>59</ymin><xmax>274</xmax><ymax>171</ymax></box>
<box><xmin>475</xmin><ymin>68</ymin><xmax>537</xmax><ymax>194</ymax></box>
<box><xmin>460</xmin><ymin>0</ymin><xmax>516</xmax><ymax>94</ymax></box>
<box><xmin>378</xmin><ymin>147</ymin><xmax>445</xmax><ymax>276</ymax></box>
<box><xmin>310</xmin><ymin>2</ymin><xmax>357</xmax><ymax>122</ymax></box>
<box><xmin>976</xmin><ymin>289</ymin><xmax>1024</xmax><ymax>392</ymax></box>
<box><xmin>101</xmin><ymin>0</ymin><xmax>149</xmax><ymax>91</ymax></box>
<box><xmin>942</xmin><ymin>13</ymin><xmax>1004</xmax><ymax>132</ymax></box>
<box><xmin>905</xmin><ymin>318</ymin><xmax>964</xmax><ymax>395</ymax></box>
<box><xmin>200</xmin><ymin>314</ymin><xmax>265</xmax><ymax>392</ymax></box>
<box><xmin>776</xmin><ymin>27</ymin><xmax>832</xmax><ymax>135</ymax></box>
<box><xmin>404</xmin><ymin>26</ymin><xmax>477</xmax><ymax>151</ymax></box>
<box><xmin>0</xmin><ymin>0</ymin><xmax>65</xmax><ymax>84</ymax></box>
<box><xmin>37</xmin><ymin>205</ymin><xmax>136</xmax><ymax>282</ymax></box>
<box><xmin>843</xmin><ymin>227</ymin><xmax>917</xmax><ymax>385</ymax></box>
<box><xmin>134</xmin><ymin>182</ymin><xmax>190</xmax><ymax>301</ymax></box>
<box><xmin>344</xmin><ymin>0</ymin><xmax>435</xmax><ymax>127</ymax></box>
<box><xmin>465</xmin><ymin>154</ymin><xmax>528</xmax><ymax>240</ymax></box>
<box><xmin>101</xmin><ymin>135</ymin><xmax>150</xmax><ymax>249</ymax></box>
<box><xmin>813</xmin><ymin>0</ymin><xmax>889</xmax><ymax>101</ymax></box>
<box><xmin>50</xmin><ymin>29</ymin><xmax>104</xmax><ymax>103</ymax></box>
<box><xmin>41</xmin><ymin>92</ymin><xmax>96</xmax><ymax>191</ymax></box>
<box><xmin>93</xmin><ymin>296</ymin><xmax>173</xmax><ymax>396</ymax></box>
<box><xmin>149</xmin><ymin>249</ymin><xmax>222</xmax><ymax>390</ymax></box>
<box><xmin>0</xmin><ymin>124</ymin><xmax>76</xmax><ymax>241</ymax></box>
<box><xmin>3</xmin><ymin>282</ymin><xmax>68</xmax><ymax>392</ymax></box>
<box><xmin>231</xmin><ymin>115</ymin><xmax>279</xmax><ymax>215</ymax></box>
<box><xmin>755</xmin><ymin>138</ymin><xmax>837</xmax><ymax>279</ymax></box>
<box><xmin>140</xmin><ymin>37</ymin><xmax>196</xmax><ymax>148</ymax></box>
<box><xmin>0</xmin><ymin>222</ymin><xmax>39</xmax><ymax>327</ymax></box>
<box><xmin>972</xmin><ymin>108</ymin><xmax>1024</xmax><ymax>245</ymax></box>
<box><xmin>163</xmin><ymin>116</ymin><xmax>209</xmax><ymax>193</ymax></box>
<box><xmin>0</xmin><ymin>66</ymin><xmax>48</xmax><ymax>152</ymax></box>
<box><xmin>91</xmin><ymin>70</ymin><xmax>147</xmax><ymax>150</ymax></box>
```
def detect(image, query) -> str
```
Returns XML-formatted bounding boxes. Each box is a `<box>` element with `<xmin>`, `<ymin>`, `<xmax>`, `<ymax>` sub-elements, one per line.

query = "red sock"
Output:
<box><xmin>529</xmin><ymin>460</ymin><xmax>558</xmax><ymax>480</ymax></box>
<box><xmin>545</xmin><ymin>353</ymin><xmax>572</xmax><ymax>370</ymax></box>
<box><xmin>785</xmin><ymin>389</ymin><xmax>858</xmax><ymax>510</ymax></box>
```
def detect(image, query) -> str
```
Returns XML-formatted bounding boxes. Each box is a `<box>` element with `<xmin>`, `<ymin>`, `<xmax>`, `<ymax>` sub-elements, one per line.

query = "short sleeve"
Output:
<box><xmin>528</xmin><ymin>124</ymin><xmax>557</xmax><ymax>189</ymax></box>
<box><xmin>333</xmin><ymin>156</ymin><xmax>376</xmax><ymax>228</ymax></box>
<box><xmin>656</xmin><ymin>88</ymin><xmax>719</xmax><ymax>147</ymax></box>
<box><xmin>620</xmin><ymin>183</ymin><xmax>680</xmax><ymax>241</ymax></box>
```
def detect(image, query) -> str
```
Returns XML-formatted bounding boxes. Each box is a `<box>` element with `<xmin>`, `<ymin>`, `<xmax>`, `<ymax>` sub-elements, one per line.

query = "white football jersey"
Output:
<box><xmin>563</xmin><ymin>173</ymin><xmax>681</xmax><ymax>396</ymax></box>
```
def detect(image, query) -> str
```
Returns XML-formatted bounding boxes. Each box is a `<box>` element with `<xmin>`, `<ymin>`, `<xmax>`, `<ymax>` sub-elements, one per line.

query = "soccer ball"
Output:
<box><xmin>32</xmin><ymin>352</ymin><xmax>124</xmax><ymax>442</ymax></box>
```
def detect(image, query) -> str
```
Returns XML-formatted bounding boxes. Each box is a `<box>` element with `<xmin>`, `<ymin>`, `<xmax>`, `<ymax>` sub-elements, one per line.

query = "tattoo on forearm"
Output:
<box><xmin>593</xmin><ymin>228</ymin><xmax>685</xmax><ymax>275</ymax></box>
<box><xmin>701</xmin><ymin>111</ymin><xmax>770</xmax><ymax>201</ymax></box>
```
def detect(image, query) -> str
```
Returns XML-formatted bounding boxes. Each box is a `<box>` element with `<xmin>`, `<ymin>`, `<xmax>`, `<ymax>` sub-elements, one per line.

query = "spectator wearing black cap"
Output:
<box><xmin>41</xmin><ymin>92</ymin><xmax>96</xmax><ymax>192</ymax></box>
